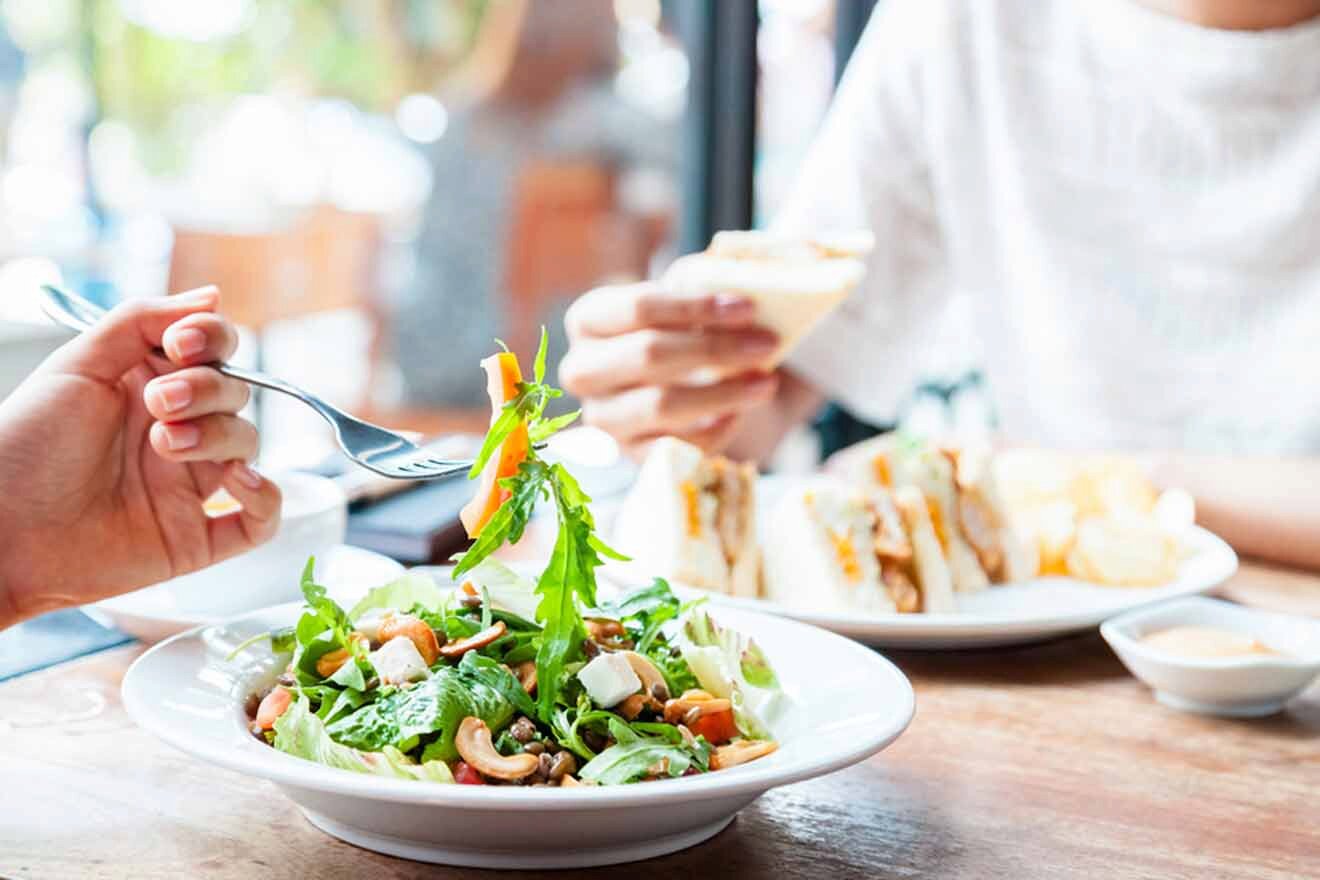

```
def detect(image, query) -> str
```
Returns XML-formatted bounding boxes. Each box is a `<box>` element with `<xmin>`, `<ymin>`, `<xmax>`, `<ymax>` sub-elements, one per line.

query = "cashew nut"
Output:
<box><xmin>585</xmin><ymin>618</ymin><xmax>629</xmax><ymax>645</ymax></box>
<box><xmin>619</xmin><ymin>651</ymin><xmax>665</xmax><ymax>691</ymax></box>
<box><xmin>710</xmin><ymin>739</ymin><xmax>778</xmax><ymax>771</ymax></box>
<box><xmin>378</xmin><ymin>613</ymin><xmax>443</xmax><ymax>665</ymax></box>
<box><xmin>615</xmin><ymin>693</ymin><xmax>649</xmax><ymax>720</ymax></box>
<box><xmin>612</xmin><ymin>651</ymin><xmax>669</xmax><ymax>715</ymax></box>
<box><xmin>439</xmin><ymin>621</ymin><xmax>507</xmax><ymax>659</ymax></box>
<box><xmin>454</xmin><ymin>717</ymin><xmax>540</xmax><ymax>781</ymax></box>
<box><xmin>514</xmin><ymin>660</ymin><xmax>537</xmax><ymax>695</ymax></box>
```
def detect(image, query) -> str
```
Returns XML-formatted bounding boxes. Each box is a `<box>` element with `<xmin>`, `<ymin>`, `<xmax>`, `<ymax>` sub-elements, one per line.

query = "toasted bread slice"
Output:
<box><xmin>661</xmin><ymin>230</ymin><xmax>872</xmax><ymax>369</ymax></box>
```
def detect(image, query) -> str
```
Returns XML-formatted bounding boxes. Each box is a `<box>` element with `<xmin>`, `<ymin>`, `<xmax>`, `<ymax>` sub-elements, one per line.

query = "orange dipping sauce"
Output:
<box><xmin>1140</xmin><ymin>626</ymin><xmax>1282</xmax><ymax>660</ymax></box>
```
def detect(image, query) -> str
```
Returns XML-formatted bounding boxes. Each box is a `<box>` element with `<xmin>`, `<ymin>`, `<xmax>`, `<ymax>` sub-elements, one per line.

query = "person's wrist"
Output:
<box><xmin>0</xmin><ymin>522</ymin><xmax>44</xmax><ymax>628</ymax></box>
<box><xmin>0</xmin><ymin>534</ymin><xmax>21</xmax><ymax>629</ymax></box>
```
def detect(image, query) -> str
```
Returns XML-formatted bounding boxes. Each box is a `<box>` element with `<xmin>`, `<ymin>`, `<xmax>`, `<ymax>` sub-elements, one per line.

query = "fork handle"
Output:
<box><xmin>213</xmin><ymin>362</ymin><xmax>343</xmax><ymax>426</ymax></box>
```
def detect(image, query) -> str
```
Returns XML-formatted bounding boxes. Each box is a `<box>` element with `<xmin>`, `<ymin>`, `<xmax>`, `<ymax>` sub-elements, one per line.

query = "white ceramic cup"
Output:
<box><xmin>161</xmin><ymin>471</ymin><xmax>348</xmax><ymax>616</ymax></box>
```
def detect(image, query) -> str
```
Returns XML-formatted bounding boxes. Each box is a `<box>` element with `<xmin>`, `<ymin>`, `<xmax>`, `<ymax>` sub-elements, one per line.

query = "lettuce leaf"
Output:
<box><xmin>578</xmin><ymin>735</ymin><xmax>710</xmax><ymax>786</ymax></box>
<box><xmin>462</xmin><ymin>558</ymin><xmax>540</xmax><ymax>621</ymax></box>
<box><xmin>347</xmin><ymin>572</ymin><xmax>448</xmax><ymax>622</ymax></box>
<box><xmin>274</xmin><ymin>696</ymin><xmax>454</xmax><ymax>783</ymax></box>
<box><xmin>676</xmin><ymin>608</ymin><xmax>783</xmax><ymax>740</ymax></box>
<box><xmin>325</xmin><ymin>651</ymin><xmax>530</xmax><ymax>761</ymax></box>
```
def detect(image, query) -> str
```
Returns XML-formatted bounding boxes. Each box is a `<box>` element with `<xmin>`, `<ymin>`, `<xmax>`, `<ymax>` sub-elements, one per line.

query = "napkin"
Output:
<box><xmin>0</xmin><ymin>609</ymin><xmax>133</xmax><ymax>682</ymax></box>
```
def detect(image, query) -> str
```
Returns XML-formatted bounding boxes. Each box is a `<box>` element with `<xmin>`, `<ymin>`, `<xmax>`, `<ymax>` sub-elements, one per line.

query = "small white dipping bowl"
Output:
<box><xmin>157</xmin><ymin>471</ymin><xmax>347</xmax><ymax>617</ymax></box>
<box><xmin>1101</xmin><ymin>597</ymin><xmax>1320</xmax><ymax>717</ymax></box>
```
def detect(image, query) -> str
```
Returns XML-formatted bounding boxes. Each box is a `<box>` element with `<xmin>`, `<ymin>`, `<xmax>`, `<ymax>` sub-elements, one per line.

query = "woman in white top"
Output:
<box><xmin>558</xmin><ymin>0</ymin><xmax>1320</xmax><ymax>571</ymax></box>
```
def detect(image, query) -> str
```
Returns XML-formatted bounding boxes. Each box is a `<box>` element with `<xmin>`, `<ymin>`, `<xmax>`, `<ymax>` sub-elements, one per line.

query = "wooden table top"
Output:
<box><xmin>2</xmin><ymin>561</ymin><xmax>1317</xmax><ymax>880</ymax></box>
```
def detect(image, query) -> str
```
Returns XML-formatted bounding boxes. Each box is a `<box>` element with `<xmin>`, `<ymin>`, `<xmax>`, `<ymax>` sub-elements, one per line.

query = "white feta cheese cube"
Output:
<box><xmin>577</xmin><ymin>652</ymin><xmax>642</xmax><ymax>707</ymax></box>
<box><xmin>370</xmin><ymin>636</ymin><xmax>430</xmax><ymax>686</ymax></box>
<box><xmin>354</xmin><ymin>611</ymin><xmax>388</xmax><ymax>643</ymax></box>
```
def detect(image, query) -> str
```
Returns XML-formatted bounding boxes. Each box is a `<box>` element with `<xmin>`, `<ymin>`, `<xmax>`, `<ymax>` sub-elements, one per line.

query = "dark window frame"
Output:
<box><xmin>676</xmin><ymin>0</ymin><xmax>879</xmax><ymax>252</ymax></box>
<box><xmin>675</xmin><ymin>1</ymin><xmax>888</xmax><ymax>454</ymax></box>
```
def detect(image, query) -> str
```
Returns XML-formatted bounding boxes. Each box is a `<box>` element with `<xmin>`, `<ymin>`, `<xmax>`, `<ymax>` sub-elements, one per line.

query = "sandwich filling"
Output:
<box><xmin>803</xmin><ymin>489</ymin><xmax>922</xmax><ymax>613</ymax></box>
<box><xmin>679</xmin><ymin>456</ymin><xmax>756</xmax><ymax>574</ymax></box>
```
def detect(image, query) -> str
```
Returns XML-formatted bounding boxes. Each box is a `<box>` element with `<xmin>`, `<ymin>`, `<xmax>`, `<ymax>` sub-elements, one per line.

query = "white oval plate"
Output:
<box><xmin>87</xmin><ymin>545</ymin><xmax>404</xmax><ymax>643</ymax></box>
<box><xmin>122</xmin><ymin>601</ymin><xmax>914</xmax><ymax>868</ymax></box>
<box><xmin>601</xmin><ymin>477</ymin><xmax>1239</xmax><ymax>649</ymax></box>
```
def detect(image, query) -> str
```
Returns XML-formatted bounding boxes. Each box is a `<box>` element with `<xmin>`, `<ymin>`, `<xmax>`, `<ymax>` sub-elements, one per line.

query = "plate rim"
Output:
<box><xmin>122</xmin><ymin>598</ymin><xmax>915</xmax><ymax>811</ymax></box>
<box><xmin>91</xmin><ymin>544</ymin><xmax>405</xmax><ymax>626</ymax></box>
<box><xmin>604</xmin><ymin>526</ymin><xmax>1238</xmax><ymax>641</ymax></box>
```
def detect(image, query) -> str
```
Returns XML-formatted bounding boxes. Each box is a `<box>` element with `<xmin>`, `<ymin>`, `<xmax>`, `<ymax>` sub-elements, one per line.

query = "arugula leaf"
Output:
<box><xmin>225</xmin><ymin>626</ymin><xmax>295</xmax><ymax>662</ymax></box>
<box><xmin>528</xmin><ymin>409</ymin><xmax>579</xmax><ymax>443</ymax></box>
<box><xmin>296</xmin><ymin>559</ymin><xmax>358</xmax><ymax>653</ymax></box>
<box><xmin>533</xmin><ymin>511</ymin><xmax>588</xmax><ymax>721</ymax></box>
<box><xmin>649</xmin><ymin>645</ymin><xmax>701</xmax><ymax>696</ymax></box>
<box><xmin>454</xmin><ymin>337</ymin><xmax>632</xmax><ymax>725</ymax></box>
<box><xmin>467</xmin><ymin>396</ymin><xmax>527</xmax><ymax>479</ymax></box>
<box><xmin>533</xmin><ymin>325</ymin><xmax>548</xmax><ymax>383</ymax></box>
<box><xmin>592</xmin><ymin>578</ymin><xmax>682</xmax><ymax>654</ymax></box>
<box><xmin>479</xmin><ymin>585</ymin><xmax>493</xmax><ymax>631</ymax></box>
<box><xmin>271</xmin><ymin>628</ymin><xmax>296</xmax><ymax>654</ymax></box>
<box><xmin>452</xmin><ymin>459</ymin><xmax>551</xmax><ymax>578</ymax></box>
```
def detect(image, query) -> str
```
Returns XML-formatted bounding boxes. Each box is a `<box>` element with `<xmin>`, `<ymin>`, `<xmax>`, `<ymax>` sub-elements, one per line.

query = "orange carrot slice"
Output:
<box><xmin>460</xmin><ymin>352</ymin><xmax>529</xmax><ymax>537</ymax></box>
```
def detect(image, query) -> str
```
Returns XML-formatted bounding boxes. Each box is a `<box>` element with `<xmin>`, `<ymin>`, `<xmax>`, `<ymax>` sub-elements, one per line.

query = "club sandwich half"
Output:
<box><xmin>612</xmin><ymin>437</ymin><xmax>760</xmax><ymax>597</ymax></box>
<box><xmin>763</xmin><ymin>477</ymin><xmax>956</xmax><ymax>615</ymax></box>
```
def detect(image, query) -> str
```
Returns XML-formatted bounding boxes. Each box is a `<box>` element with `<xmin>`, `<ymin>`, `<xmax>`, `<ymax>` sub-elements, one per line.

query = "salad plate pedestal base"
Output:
<box><xmin>301</xmin><ymin>807</ymin><xmax>738</xmax><ymax>868</ymax></box>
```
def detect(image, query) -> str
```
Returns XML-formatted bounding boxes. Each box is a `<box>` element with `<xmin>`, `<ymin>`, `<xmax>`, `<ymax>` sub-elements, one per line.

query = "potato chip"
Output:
<box><xmin>1065</xmin><ymin>515</ymin><xmax>1181</xmax><ymax>587</ymax></box>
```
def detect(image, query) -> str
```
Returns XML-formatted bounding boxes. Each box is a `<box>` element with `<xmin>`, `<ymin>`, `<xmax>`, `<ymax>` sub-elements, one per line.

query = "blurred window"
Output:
<box><xmin>0</xmin><ymin>0</ymin><xmax>690</xmax><ymax>468</ymax></box>
<box><xmin>0</xmin><ymin>0</ymin><xmax>972</xmax><ymax>464</ymax></box>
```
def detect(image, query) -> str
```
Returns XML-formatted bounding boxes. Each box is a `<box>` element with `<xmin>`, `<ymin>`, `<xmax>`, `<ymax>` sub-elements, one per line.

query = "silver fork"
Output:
<box><xmin>39</xmin><ymin>285</ymin><xmax>476</xmax><ymax>480</ymax></box>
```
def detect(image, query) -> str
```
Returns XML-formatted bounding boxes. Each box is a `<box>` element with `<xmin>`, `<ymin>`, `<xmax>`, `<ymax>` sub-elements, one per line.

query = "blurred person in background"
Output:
<box><xmin>393</xmin><ymin>0</ymin><xmax>677</xmax><ymax>409</ymax></box>
<box><xmin>559</xmin><ymin>0</ymin><xmax>1320</xmax><ymax>571</ymax></box>
<box><xmin>0</xmin><ymin>290</ymin><xmax>279</xmax><ymax>629</ymax></box>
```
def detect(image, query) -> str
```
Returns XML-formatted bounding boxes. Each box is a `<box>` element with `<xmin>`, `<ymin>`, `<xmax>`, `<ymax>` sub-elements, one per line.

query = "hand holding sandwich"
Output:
<box><xmin>560</xmin><ymin>281</ymin><xmax>782</xmax><ymax>457</ymax></box>
<box><xmin>561</xmin><ymin>231</ymin><xmax>873</xmax><ymax>460</ymax></box>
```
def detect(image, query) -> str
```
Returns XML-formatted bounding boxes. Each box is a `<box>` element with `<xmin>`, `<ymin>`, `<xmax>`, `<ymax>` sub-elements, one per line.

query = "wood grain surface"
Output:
<box><xmin>1</xmin><ymin>562</ymin><xmax>1317</xmax><ymax>880</ymax></box>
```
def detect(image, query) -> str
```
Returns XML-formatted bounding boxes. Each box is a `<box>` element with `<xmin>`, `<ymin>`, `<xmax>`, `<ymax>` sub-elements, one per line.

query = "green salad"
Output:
<box><xmin>236</xmin><ymin>334</ymin><xmax>783</xmax><ymax>787</ymax></box>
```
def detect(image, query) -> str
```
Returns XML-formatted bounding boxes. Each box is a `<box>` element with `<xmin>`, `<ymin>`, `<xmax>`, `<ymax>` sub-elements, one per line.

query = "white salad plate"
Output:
<box><xmin>88</xmin><ymin>545</ymin><xmax>404</xmax><ymax>643</ymax></box>
<box><xmin>122</xmin><ymin>600</ymin><xmax>915</xmax><ymax>868</ymax></box>
<box><xmin>600</xmin><ymin>476</ymin><xmax>1239</xmax><ymax>650</ymax></box>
